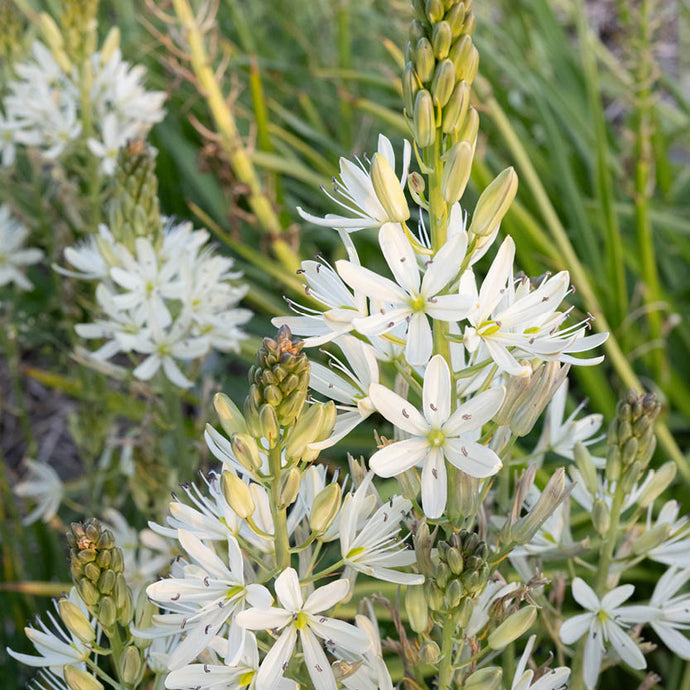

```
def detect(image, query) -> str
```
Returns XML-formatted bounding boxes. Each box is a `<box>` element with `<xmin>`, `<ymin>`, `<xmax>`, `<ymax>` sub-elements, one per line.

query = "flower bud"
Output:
<box><xmin>231</xmin><ymin>433</ymin><xmax>263</xmax><ymax>472</ymax></box>
<box><xmin>309</xmin><ymin>483</ymin><xmax>342</xmax><ymax>534</ymax></box>
<box><xmin>592</xmin><ymin>499</ymin><xmax>610</xmax><ymax>536</ymax></box>
<box><xmin>606</xmin><ymin>444</ymin><xmax>622</xmax><ymax>483</ymax></box>
<box><xmin>58</xmin><ymin>599</ymin><xmax>95</xmax><ymax>644</ymax></box>
<box><xmin>441</xmin><ymin>141</ymin><xmax>473</xmax><ymax>205</ymax></box>
<box><xmin>415</xmin><ymin>37</ymin><xmax>435</xmax><ymax>83</ymax></box>
<box><xmin>432</xmin><ymin>21</ymin><xmax>452</xmax><ymax>59</ymax></box>
<box><xmin>64</xmin><ymin>666</ymin><xmax>103</xmax><ymax>690</ymax></box>
<box><xmin>405</xmin><ymin>584</ymin><xmax>429</xmax><ymax>633</ymax></box>
<box><xmin>100</xmin><ymin>27</ymin><xmax>121</xmax><ymax>64</ymax></box>
<box><xmin>431</xmin><ymin>59</ymin><xmax>456</xmax><ymax>108</ymax></box>
<box><xmin>214</xmin><ymin>393</ymin><xmax>248</xmax><ymax>437</ymax></box>
<box><xmin>120</xmin><ymin>645</ymin><xmax>143</xmax><ymax>685</ymax></box>
<box><xmin>222</xmin><ymin>472</ymin><xmax>255</xmax><ymax>519</ymax></box>
<box><xmin>426</xmin><ymin>0</ymin><xmax>444</xmax><ymax>22</ymax></box>
<box><xmin>632</xmin><ymin>523</ymin><xmax>672</xmax><ymax>556</ymax></box>
<box><xmin>446</xmin><ymin>3</ymin><xmax>467</xmax><ymax>37</ymax></box>
<box><xmin>449</xmin><ymin>35</ymin><xmax>479</xmax><ymax>83</ymax></box>
<box><xmin>97</xmin><ymin>595</ymin><xmax>117</xmax><ymax>629</ymax></box>
<box><xmin>442</xmin><ymin>80</ymin><xmax>471</xmax><ymax>133</ymax></box>
<box><xmin>409</xmin><ymin>19</ymin><xmax>426</xmax><ymax>44</ymax></box>
<box><xmin>637</xmin><ymin>462</ymin><xmax>676</xmax><ymax>509</ymax></box>
<box><xmin>133</xmin><ymin>589</ymin><xmax>156</xmax><ymax>650</ymax></box>
<box><xmin>457</xmin><ymin>106</ymin><xmax>479</xmax><ymax>150</ymax></box>
<box><xmin>79</xmin><ymin>578</ymin><xmax>100</xmax><ymax>606</ymax></box>
<box><xmin>463</xmin><ymin>11</ymin><xmax>476</xmax><ymax>35</ymax></box>
<box><xmin>445</xmin><ymin>579</ymin><xmax>464</xmax><ymax>609</ymax></box>
<box><xmin>620</xmin><ymin>460</ymin><xmax>643</xmax><ymax>494</ymax></box>
<box><xmin>573</xmin><ymin>442</ymin><xmax>600</xmax><ymax>497</ymax></box>
<box><xmin>39</xmin><ymin>13</ymin><xmax>64</xmax><ymax>51</ymax></box>
<box><xmin>259</xmin><ymin>404</ymin><xmax>280</xmax><ymax>446</ymax></box>
<box><xmin>465</xmin><ymin>667</ymin><xmax>503</xmax><ymax>690</ymax></box>
<box><xmin>419</xmin><ymin>640</ymin><xmax>441</xmax><ymax>664</ymax></box>
<box><xmin>278</xmin><ymin>468</ymin><xmax>301</xmax><ymax>509</ymax></box>
<box><xmin>488</xmin><ymin>605</ymin><xmax>537</xmax><ymax>650</ymax></box>
<box><xmin>414</xmin><ymin>90</ymin><xmax>436</xmax><ymax>147</ymax></box>
<box><xmin>469</xmin><ymin>167</ymin><xmax>518</xmax><ymax>239</ymax></box>
<box><xmin>97</xmin><ymin>569</ymin><xmax>116</xmax><ymax>595</ymax></box>
<box><xmin>371</xmin><ymin>153</ymin><xmax>410</xmax><ymax>223</ymax></box>
<box><xmin>402</xmin><ymin>62</ymin><xmax>420</xmax><ymax>113</ymax></box>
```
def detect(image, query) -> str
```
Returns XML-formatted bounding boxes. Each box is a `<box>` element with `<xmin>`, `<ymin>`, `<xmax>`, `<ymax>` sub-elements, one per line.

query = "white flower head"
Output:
<box><xmin>13</xmin><ymin>460</ymin><xmax>63</xmax><ymax>525</ymax></box>
<box><xmin>0</xmin><ymin>205</ymin><xmax>44</xmax><ymax>292</ymax></box>
<box><xmin>369</xmin><ymin>355</ymin><xmax>505</xmax><ymax>518</ymax></box>
<box><xmin>511</xmin><ymin>635</ymin><xmax>570</xmax><ymax>690</ymax></box>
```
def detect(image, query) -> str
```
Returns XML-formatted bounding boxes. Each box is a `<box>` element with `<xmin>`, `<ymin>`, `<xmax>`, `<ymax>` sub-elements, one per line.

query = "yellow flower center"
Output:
<box><xmin>427</xmin><ymin>428</ymin><xmax>445</xmax><ymax>447</ymax></box>
<box><xmin>294</xmin><ymin>611</ymin><xmax>308</xmax><ymax>630</ymax></box>
<box><xmin>226</xmin><ymin>585</ymin><xmax>244</xmax><ymax>600</ymax></box>
<box><xmin>347</xmin><ymin>546</ymin><xmax>365</xmax><ymax>560</ymax></box>
<box><xmin>239</xmin><ymin>670</ymin><xmax>256</xmax><ymax>687</ymax></box>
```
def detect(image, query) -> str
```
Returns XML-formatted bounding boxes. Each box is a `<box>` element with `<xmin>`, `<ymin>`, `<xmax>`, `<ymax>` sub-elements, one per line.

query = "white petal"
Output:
<box><xmin>444</xmin><ymin>439</ymin><xmax>502</xmax><ymax>478</ymax></box>
<box><xmin>300</xmin><ymin>627</ymin><xmax>337</xmax><ymax>690</ymax></box>
<box><xmin>572</xmin><ymin>578</ymin><xmax>600</xmax><ymax>611</ymax></box>
<box><xmin>368</xmin><ymin>384</ymin><xmax>428</xmax><ymax>434</ymax></box>
<box><xmin>425</xmin><ymin>293</ymin><xmax>476</xmax><ymax>321</ymax></box>
<box><xmin>369</xmin><ymin>437</ymin><xmax>429</xmax><ymax>478</ymax></box>
<box><xmin>235</xmin><ymin>607</ymin><xmax>293</xmax><ymax>630</ymax></box>
<box><xmin>559</xmin><ymin>613</ymin><xmax>593</xmax><ymax>644</ymax></box>
<box><xmin>421</xmin><ymin>448</ymin><xmax>446</xmax><ymax>519</ymax></box>
<box><xmin>443</xmin><ymin>387</ymin><xmax>505</xmax><ymax>436</ymax></box>
<box><xmin>304</xmin><ymin>579</ymin><xmax>349</xmax><ymax>614</ymax></box>
<box><xmin>421</xmin><ymin>233</ymin><xmax>466</xmax><ymax>296</ymax></box>
<box><xmin>309</xmin><ymin>616</ymin><xmax>370</xmax><ymax>654</ymax></box>
<box><xmin>405</xmin><ymin>312</ymin><xmax>433</xmax><ymax>367</ymax></box>
<box><xmin>604</xmin><ymin>619</ymin><xmax>646</xmax><ymax>670</ymax></box>
<box><xmin>601</xmin><ymin>584</ymin><xmax>635</xmax><ymax>611</ymax></box>
<box><xmin>336</xmin><ymin>261</ymin><xmax>404</xmax><ymax>304</ymax></box>
<box><xmin>379</xmin><ymin>223</ymin><xmax>419</xmax><ymax>294</ymax></box>
<box><xmin>275</xmin><ymin>567</ymin><xmax>303</xmax><ymax>611</ymax></box>
<box><xmin>423</xmin><ymin>355</ymin><xmax>451</xmax><ymax>427</ymax></box>
<box><xmin>652</xmin><ymin>622</ymin><xmax>690</xmax><ymax>659</ymax></box>
<box><xmin>583</xmin><ymin>624</ymin><xmax>604</xmax><ymax>689</ymax></box>
<box><xmin>256</xmin><ymin>626</ymin><xmax>298</xmax><ymax>690</ymax></box>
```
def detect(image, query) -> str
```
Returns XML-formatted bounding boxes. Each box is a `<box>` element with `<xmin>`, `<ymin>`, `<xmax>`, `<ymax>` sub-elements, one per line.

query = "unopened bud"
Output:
<box><xmin>222</xmin><ymin>472</ymin><xmax>255</xmax><ymax>519</ymax></box>
<box><xmin>441</xmin><ymin>141</ymin><xmax>473</xmax><ymax>205</ymax></box>
<box><xmin>426</xmin><ymin>0</ymin><xmax>444</xmax><ymax>23</ymax></box>
<box><xmin>457</xmin><ymin>106</ymin><xmax>479</xmax><ymax>150</ymax></box>
<box><xmin>259</xmin><ymin>404</ymin><xmax>280</xmax><ymax>446</ymax></box>
<box><xmin>469</xmin><ymin>167</ymin><xmax>518</xmax><ymax>239</ymax></box>
<box><xmin>79</xmin><ymin>579</ymin><xmax>100</xmax><ymax>607</ymax></box>
<box><xmin>58</xmin><ymin>599</ymin><xmax>95</xmax><ymax>644</ymax></box>
<box><xmin>371</xmin><ymin>154</ymin><xmax>410</xmax><ymax>222</ymax></box>
<box><xmin>632</xmin><ymin>523</ymin><xmax>672</xmax><ymax>556</ymax></box>
<box><xmin>97</xmin><ymin>569</ymin><xmax>116</xmax><ymax>595</ymax></box>
<box><xmin>446</xmin><ymin>3</ymin><xmax>467</xmax><ymax>37</ymax></box>
<box><xmin>446</xmin><ymin>579</ymin><xmax>464</xmax><ymax>609</ymax></box>
<box><xmin>214</xmin><ymin>393</ymin><xmax>248</xmax><ymax>437</ymax></box>
<box><xmin>512</xmin><ymin>468</ymin><xmax>568</xmax><ymax>544</ymax></box>
<box><xmin>488</xmin><ymin>605</ymin><xmax>537</xmax><ymax>650</ymax></box>
<box><xmin>463</xmin><ymin>11</ymin><xmax>476</xmax><ymax>35</ymax></box>
<box><xmin>405</xmin><ymin>584</ymin><xmax>429</xmax><ymax>633</ymax></box>
<box><xmin>100</xmin><ymin>27</ymin><xmax>120</xmax><ymax>64</ymax></box>
<box><xmin>574</xmin><ymin>442</ymin><xmax>600</xmax><ymax>497</ymax></box>
<box><xmin>592</xmin><ymin>499</ymin><xmax>610</xmax><ymax>536</ymax></box>
<box><xmin>449</xmin><ymin>35</ymin><xmax>479</xmax><ymax>83</ymax></box>
<box><xmin>64</xmin><ymin>666</ymin><xmax>103</xmax><ymax>690</ymax></box>
<box><xmin>414</xmin><ymin>90</ymin><xmax>436</xmax><ymax>147</ymax></box>
<box><xmin>606</xmin><ymin>444</ymin><xmax>622</xmax><ymax>483</ymax></box>
<box><xmin>310</xmin><ymin>483</ymin><xmax>342</xmax><ymax>534</ymax></box>
<box><xmin>402</xmin><ymin>62</ymin><xmax>420</xmax><ymax>113</ymax></box>
<box><xmin>409</xmin><ymin>19</ymin><xmax>426</xmax><ymax>44</ymax></box>
<box><xmin>97</xmin><ymin>596</ymin><xmax>117</xmax><ymax>629</ymax></box>
<box><xmin>39</xmin><ymin>13</ymin><xmax>64</xmax><ymax>51</ymax></box>
<box><xmin>620</xmin><ymin>460</ymin><xmax>643</xmax><ymax>494</ymax></box>
<box><xmin>120</xmin><ymin>645</ymin><xmax>143</xmax><ymax>685</ymax></box>
<box><xmin>442</xmin><ymin>80</ymin><xmax>471</xmax><ymax>133</ymax></box>
<box><xmin>415</xmin><ymin>38</ymin><xmax>435</xmax><ymax>83</ymax></box>
<box><xmin>432</xmin><ymin>21</ymin><xmax>452</xmax><ymax>58</ymax></box>
<box><xmin>637</xmin><ymin>462</ymin><xmax>676</xmax><ymax>509</ymax></box>
<box><xmin>431</xmin><ymin>59</ymin><xmax>456</xmax><ymax>107</ymax></box>
<box><xmin>419</xmin><ymin>640</ymin><xmax>441</xmax><ymax>664</ymax></box>
<box><xmin>465</xmin><ymin>667</ymin><xmax>503</xmax><ymax>690</ymax></box>
<box><xmin>278</xmin><ymin>468</ymin><xmax>301</xmax><ymax>508</ymax></box>
<box><xmin>231</xmin><ymin>433</ymin><xmax>263</xmax><ymax>472</ymax></box>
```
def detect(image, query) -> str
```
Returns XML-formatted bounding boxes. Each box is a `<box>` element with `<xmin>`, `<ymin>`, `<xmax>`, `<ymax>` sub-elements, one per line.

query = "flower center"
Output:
<box><xmin>226</xmin><ymin>585</ymin><xmax>244</xmax><ymax>600</ymax></box>
<box><xmin>477</xmin><ymin>320</ymin><xmax>501</xmax><ymax>336</ymax></box>
<box><xmin>410</xmin><ymin>294</ymin><xmax>426</xmax><ymax>313</ymax></box>
<box><xmin>294</xmin><ymin>611</ymin><xmax>308</xmax><ymax>630</ymax></box>
<box><xmin>347</xmin><ymin>546</ymin><xmax>365</xmax><ymax>560</ymax></box>
<box><xmin>427</xmin><ymin>428</ymin><xmax>445</xmax><ymax>447</ymax></box>
<box><xmin>597</xmin><ymin>609</ymin><xmax>609</xmax><ymax>623</ymax></box>
<box><xmin>239</xmin><ymin>671</ymin><xmax>256</xmax><ymax>687</ymax></box>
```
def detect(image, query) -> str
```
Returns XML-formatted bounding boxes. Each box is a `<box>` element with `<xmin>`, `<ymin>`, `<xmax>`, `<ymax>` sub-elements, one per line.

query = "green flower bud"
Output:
<box><xmin>64</xmin><ymin>666</ymin><xmax>103</xmax><ymax>690</ymax></box>
<box><xmin>97</xmin><ymin>569</ymin><xmax>116</xmax><ymax>595</ymax></box>
<box><xmin>414</xmin><ymin>90</ymin><xmax>436</xmax><ymax>147</ymax></box>
<box><xmin>620</xmin><ymin>461</ymin><xmax>643</xmax><ymax>494</ymax></box>
<box><xmin>405</xmin><ymin>584</ymin><xmax>429</xmax><ymax>633</ymax></box>
<box><xmin>78</xmin><ymin>579</ymin><xmax>100</xmax><ymax>606</ymax></box>
<box><xmin>39</xmin><ymin>13</ymin><xmax>64</xmax><ymax>50</ymax></box>
<box><xmin>278</xmin><ymin>468</ymin><xmax>301</xmax><ymax>509</ymax></box>
<box><xmin>488</xmin><ymin>605</ymin><xmax>537</xmax><ymax>650</ymax></box>
<box><xmin>214</xmin><ymin>393</ymin><xmax>248</xmax><ymax>437</ymax></box>
<box><xmin>449</xmin><ymin>35</ymin><xmax>479</xmax><ymax>83</ymax></box>
<box><xmin>463</xmin><ymin>11</ymin><xmax>476</xmax><ymax>35</ymax></box>
<box><xmin>446</xmin><ymin>547</ymin><xmax>464</xmax><ymax>576</ymax></box>
<box><xmin>402</xmin><ymin>62</ymin><xmax>420</xmax><ymax>113</ymax></box>
<box><xmin>441</xmin><ymin>141</ymin><xmax>473</xmax><ymax>205</ymax></box>
<box><xmin>415</xmin><ymin>38</ymin><xmax>435</xmax><ymax>83</ymax></box>
<box><xmin>431</xmin><ymin>59</ymin><xmax>456</xmax><ymax>107</ymax></box>
<box><xmin>468</xmin><ymin>167</ymin><xmax>518</xmax><ymax>239</ymax></box>
<box><xmin>425</xmin><ymin>581</ymin><xmax>444</xmax><ymax>611</ymax></box>
<box><xmin>574</xmin><ymin>442</ymin><xmax>600</xmax><ymax>498</ymax></box>
<box><xmin>446</xmin><ymin>3</ymin><xmax>466</xmax><ymax>37</ymax></box>
<box><xmin>637</xmin><ymin>462</ymin><xmax>676</xmax><ymax>509</ymax></box>
<box><xmin>606</xmin><ymin>444</ymin><xmax>622</xmax><ymax>483</ymax></box>
<box><xmin>632</xmin><ymin>523</ymin><xmax>672</xmax><ymax>556</ymax></box>
<box><xmin>133</xmin><ymin>588</ymin><xmax>156</xmax><ymax>649</ymax></box>
<box><xmin>310</xmin><ymin>483</ymin><xmax>342</xmax><ymax>534</ymax></box>
<box><xmin>592</xmin><ymin>499</ymin><xmax>610</xmax><ymax>536</ymax></box>
<box><xmin>230</xmin><ymin>433</ymin><xmax>263</xmax><ymax>472</ymax></box>
<box><xmin>446</xmin><ymin>579</ymin><xmax>464</xmax><ymax>609</ymax></box>
<box><xmin>425</xmin><ymin>0</ymin><xmax>444</xmax><ymax>23</ymax></box>
<box><xmin>371</xmin><ymin>153</ymin><xmax>410</xmax><ymax>222</ymax></box>
<box><xmin>120</xmin><ymin>645</ymin><xmax>143</xmax><ymax>685</ymax></box>
<box><xmin>222</xmin><ymin>472</ymin><xmax>255</xmax><ymax>519</ymax></box>
<box><xmin>58</xmin><ymin>599</ymin><xmax>95</xmax><ymax>644</ymax></box>
<box><xmin>409</xmin><ymin>19</ymin><xmax>427</xmax><ymax>44</ymax></box>
<box><xmin>97</xmin><ymin>596</ymin><xmax>117</xmax><ymax>629</ymax></box>
<box><xmin>419</xmin><ymin>640</ymin><xmax>441</xmax><ymax>664</ymax></box>
<box><xmin>442</xmin><ymin>80</ymin><xmax>471</xmax><ymax>133</ymax></box>
<box><xmin>259</xmin><ymin>404</ymin><xmax>280</xmax><ymax>447</ymax></box>
<box><xmin>432</xmin><ymin>21</ymin><xmax>452</xmax><ymax>59</ymax></box>
<box><xmin>100</xmin><ymin>26</ymin><xmax>120</xmax><ymax>64</ymax></box>
<box><xmin>465</xmin><ymin>667</ymin><xmax>503</xmax><ymax>690</ymax></box>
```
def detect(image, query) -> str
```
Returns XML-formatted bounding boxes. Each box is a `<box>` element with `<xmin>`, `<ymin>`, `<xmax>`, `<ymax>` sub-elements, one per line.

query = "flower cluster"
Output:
<box><xmin>0</xmin><ymin>204</ymin><xmax>44</xmax><ymax>293</ymax></box>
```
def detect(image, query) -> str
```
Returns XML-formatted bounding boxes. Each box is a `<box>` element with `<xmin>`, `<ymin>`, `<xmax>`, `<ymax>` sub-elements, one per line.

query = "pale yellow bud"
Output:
<box><xmin>64</xmin><ymin>666</ymin><xmax>103</xmax><ymax>690</ymax></box>
<box><xmin>465</xmin><ymin>667</ymin><xmax>503</xmax><ymax>690</ymax></box>
<box><xmin>592</xmin><ymin>499</ymin><xmax>610</xmax><ymax>536</ymax></box>
<box><xmin>402</xmin><ymin>62</ymin><xmax>420</xmax><ymax>114</ymax></box>
<box><xmin>431</xmin><ymin>59</ymin><xmax>456</xmax><ymax>108</ymax></box>
<box><xmin>468</xmin><ymin>167</ymin><xmax>518</xmax><ymax>238</ymax></box>
<box><xmin>405</xmin><ymin>584</ymin><xmax>429</xmax><ymax>633</ymax></box>
<box><xmin>100</xmin><ymin>27</ymin><xmax>121</xmax><ymax>65</ymax></box>
<box><xmin>39</xmin><ymin>13</ymin><xmax>64</xmax><ymax>51</ymax></box>
<box><xmin>449</xmin><ymin>35</ymin><xmax>479</xmax><ymax>83</ymax></box>
<box><xmin>230</xmin><ymin>433</ymin><xmax>263</xmax><ymax>472</ymax></box>
<box><xmin>414</xmin><ymin>90</ymin><xmax>436</xmax><ymax>148</ymax></box>
<box><xmin>441</xmin><ymin>141</ymin><xmax>473</xmax><ymax>205</ymax></box>
<box><xmin>119</xmin><ymin>645</ymin><xmax>143</xmax><ymax>685</ymax></box>
<box><xmin>408</xmin><ymin>171</ymin><xmax>426</xmax><ymax>206</ymax></box>
<box><xmin>638</xmin><ymin>462</ymin><xmax>676</xmax><ymax>509</ymax></box>
<box><xmin>442</xmin><ymin>80</ymin><xmax>471</xmax><ymax>133</ymax></box>
<box><xmin>511</xmin><ymin>468</ymin><xmax>568</xmax><ymax>544</ymax></box>
<box><xmin>371</xmin><ymin>153</ymin><xmax>410</xmax><ymax>223</ymax></box>
<box><xmin>278</xmin><ymin>468</ymin><xmax>301</xmax><ymax>508</ymax></box>
<box><xmin>457</xmin><ymin>106</ymin><xmax>479</xmax><ymax>150</ymax></box>
<box><xmin>432</xmin><ymin>21</ymin><xmax>452</xmax><ymax>59</ymax></box>
<box><xmin>488</xmin><ymin>605</ymin><xmax>537</xmax><ymax>650</ymax></box>
<box><xmin>573</xmin><ymin>442</ymin><xmax>600</xmax><ymax>497</ymax></box>
<box><xmin>259</xmin><ymin>404</ymin><xmax>280</xmax><ymax>446</ymax></box>
<box><xmin>446</xmin><ymin>3</ymin><xmax>467</xmax><ymax>38</ymax></box>
<box><xmin>632</xmin><ymin>523</ymin><xmax>672</xmax><ymax>556</ymax></box>
<box><xmin>309</xmin><ymin>483</ymin><xmax>342</xmax><ymax>534</ymax></box>
<box><xmin>214</xmin><ymin>393</ymin><xmax>249</xmax><ymax>437</ymax></box>
<box><xmin>221</xmin><ymin>472</ymin><xmax>255</xmax><ymax>519</ymax></box>
<box><xmin>415</xmin><ymin>37</ymin><xmax>435</xmax><ymax>83</ymax></box>
<box><xmin>58</xmin><ymin>599</ymin><xmax>95</xmax><ymax>644</ymax></box>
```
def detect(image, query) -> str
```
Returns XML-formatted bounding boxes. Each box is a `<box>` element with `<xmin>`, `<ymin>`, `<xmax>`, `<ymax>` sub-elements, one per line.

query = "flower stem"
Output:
<box><xmin>438</xmin><ymin>611</ymin><xmax>458</xmax><ymax>690</ymax></box>
<box><xmin>268</xmin><ymin>445</ymin><xmax>290</xmax><ymax>571</ymax></box>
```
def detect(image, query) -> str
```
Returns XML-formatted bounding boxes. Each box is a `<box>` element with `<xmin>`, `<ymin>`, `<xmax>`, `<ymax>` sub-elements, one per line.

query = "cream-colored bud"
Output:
<box><xmin>637</xmin><ymin>462</ymin><xmax>676</xmax><ymax>509</ymax></box>
<box><xmin>592</xmin><ymin>499</ymin><xmax>610</xmax><ymax>536</ymax></box>
<box><xmin>449</xmin><ymin>35</ymin><xmax>479</xmax><ymax>83</ymax></box>
<box><xmin>415</xmin><ymin>38</ymin><xmax>435</xmax><ymax>83</ymax></box>
<box><xmin>64</xmin><ymin>666</ymin><xmax>103</xmax><ymax>690</ymax></box>
<box><xmin>214</xmin><ymin>393</ymin><xmax>248</xmax><ymax>437</ymax></box>
<box><xmin>457</xmin><ymin>106</ymin><xmax>479</xmax><ymax>150</ymax></box>
<box><xmin>39</xmin><ymin>13</ymin><xmax>64</xmax><ymax>51</ymax></box>
<box><xmin>58</xmin><ymin>599</ymin><xmax>95</xmax><ymax>644</ymax></box>
<box><xmin>446</xmin><ymin>3</ymin><xmax>467</xmax><ymax>38</ymax></box>
<box><xmin>463</xmin><ymin>11</ymin><xmax>476</xmax><ymax>36</ymax></box>
<box><xmin>426</xmin><ymin>0</ymin><xmax>444</xmax><ymax>23</ymax></box>
<box><xmin>221</xmin><ymin>472</ymin><xmax>255</xmax><ymax>519</ymax></box>
<box><xmin>573</xmin><ymin>442</ymin><xmax>600</xmax><ymax>497</ymax></box>
<box><xmin>512</xmin><ymin>468</ymin><xmax>568</xmax><ymax>544</ymax></box>
<box><xmin>230</xmin><ymin>432</ymin><xmax>263</xmax><ymax>472</ymax></box>
<box><xmin>402</xmin><ymin>62</ymin><xmax>420</xmax><ymax>114</ymax></box>
<box><xmin>286</xmin><ymin>403</ymin><xmax>326</xmax><ymax>460</ymax></box>
<box><xmin>488</xmin><ymin>605</ymin><xmax>537</xmax><ymax>650</ymax></box>
<box><xmin>441</xmin><ymin>141</ymin><xmax>473</xmax><ymax>205</ymax></box>
<box><xmin>309</xmin><ymin>483</ymin><xmax>342</xmax><ymax>534</ymax></box>
<box><xmin>408</xmin><ymin>171</ymin><xmax>426</xmax><ymax>206</ymax></box>
<box><xmin>259</xmin><ymin>404</ymin><xmax>280</xmax><ymax>446</ymax></box>
<box><xmin>432</xmin><ymin>21</ymin><xmax>452</xmax><ymax>59</ymax></box>
<box><xmin>442</xmin><ymin>80</ymin><xmax>471</xmax><ymax>133</ymax></box>
<box><xmin>119</xmin><ymin>645</ymin><xmax>143</xmax><ymax>685</ymax></box>
<box><xmin>414</xmin><ymin>90</ymin><xmax>436</xmax><ymax>148</ymax></box>
<box><xmin>371</xmin><ymin>153</ymin><xmax>410</xmax><ymax>222</ymax></box>
<box><xmin>465</xmin><ymin>667</ymin><xmax>503</xmax><ymax>690</ymax></box>
<box><xmin>632</xmin><ymin>523</ymin><xmax>672</xmax><ymax>556</ymax></box>
<box><xmin>468</xmin><ymin>167</ymin><xmax>518</xmax><ymax>238</ymax></box>
<box><xmin>419</xmin><ymin>640</ymin><xmax>441</xmax><ymax>664</ymax></box>
<box><xmin>100</xmin><ymin>27</ymin><xmax>121</xmax><ymax>65</ymax></box>
<box><xmin>431</xmin><ymin>59</ymin><xmax>456</xmax><ymax>108</ymax></box>
<box><xmin>278</xmin><ymin>468</ymin><xmax>301</xmax><ymax>508</ymax></box>
<box><xmin>405</xmin><ymin>584</ymin><xmax>429</xmax><ymax>633</ymax></box>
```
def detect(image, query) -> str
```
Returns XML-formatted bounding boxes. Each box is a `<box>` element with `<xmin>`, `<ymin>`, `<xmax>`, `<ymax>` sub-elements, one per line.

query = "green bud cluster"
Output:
<box><xmin>67</xmin><ymin>519</ymin><xmax>134</xmax><ymax>633</ymax></box>
<box><xmin>605</xmin><ymin>390</ymin><xmax>661</xmax><ymax>485</ymax></box>
<box><xmin>0</xmin><ymin>1</ymin><xmax>22</xmax><ymax>64</ymax></box>
<box><xmin>404</xmin><ymin>0</ymin><xmax>478</xmax><ymax>148</ymax></box>
<box><xmin>246</xmin><ymin>326</ymin><xmax>311</xmax><ymax>435</ymax></box>
<box><xmin>108</xmin><ymin>141</ymin><xmax>162</xmax><ymax>250</ymax></box>
<box><xmin>60</xmin><ymin>0</ymin><xmax>99</xmax><ymax>62</ymax></box>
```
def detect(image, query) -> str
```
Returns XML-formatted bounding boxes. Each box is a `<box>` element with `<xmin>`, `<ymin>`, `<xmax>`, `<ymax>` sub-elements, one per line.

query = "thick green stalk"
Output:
<box><xmin>438</xmin><ymin>611</ymin><xmax>458</xmax><ymax>690</ymax></box>
<box><xmin>268</xmin><ymin>445</ymin><xmax>290</xmax><ymax>571</ymax></box>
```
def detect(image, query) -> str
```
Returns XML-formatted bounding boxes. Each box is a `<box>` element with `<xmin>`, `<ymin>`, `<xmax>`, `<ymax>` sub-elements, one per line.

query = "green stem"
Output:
<box><xmin>438</xmin><ymin>611</ymin><xmax>458</xmax><ymax>690</ymax></box>
<box><xmin>268</xmin><ymin>445</ymin><xmax>290</xmax><ymax>571</ymax></box>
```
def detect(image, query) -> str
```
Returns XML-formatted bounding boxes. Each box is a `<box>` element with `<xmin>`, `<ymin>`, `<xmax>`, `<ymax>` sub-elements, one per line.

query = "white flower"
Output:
<box><xmin>87</xmin><ymin>113</ymin><xmax>137</xmax><ymax>174</ymax></box>
<box><xmin>0</xmin><ymin>113</ymin><xmax>22</xmax><ymax>167</ymax></box>
<box><xmin>236</xmin><ymin>567</ymin><xmax>369</xmax><ymax>690</ymax></box>
<box><xmin>0</xmin><ymin>206</ymin><xmax>44</xmax><ymax>291</ymax></box>
<box><xmin>559</xmin><ymin>578</ymin><xmax>648</xmax><ymax>688</ymax></box>
<box><xmin>646</xmin><ymin>501</ymin><xmax>690</xmax><ymax>567</ymax></box>
<box><xmin>13</xmin><ymin>460</ymin><xmax>63</xmax><ymax>525</ymax></box>
<box><xmin>7</xmin><ymin>590</ymin><xmax>90</xmax><ymax>671</ymax></box>
<box><xmin>463</xmin><ymin>236</ymin><xmax>608</xmax><ymax>376</ymax></box>
<box><xmin>466</xmin><ymin>579</ymin><xmax>520</xmax><ymax>637</ymax></box>
<box><xmin>511</xmin><ymin>635</ymin><xmax>570</xmax><ymax>690</ymax></box>
<box><xmin>146</xmin><ymin>529</ymin><xmax>271</xmax><ymax>670</ymax></box>
<box><xmin>368</xmin><ymin>355</ymin><xmax>504</xmax><ymax>518</ymax></box>
<box><xmin>337</xmin><ymin>223</ymin><xmax>475</xmax><ymax>366</ymax></box>
<box><xmin>339</xmin><ymin>472</ymin><xmax>423</xmax><ymax>585</ymax></box>
<box><xmin>298</xmin><ymin>134</ymin><xmax>411</xmax><ymax>231</ymax></box>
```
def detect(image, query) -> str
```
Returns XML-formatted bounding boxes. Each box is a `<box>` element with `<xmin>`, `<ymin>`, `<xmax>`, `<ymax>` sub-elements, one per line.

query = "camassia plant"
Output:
<box><xmin>8</xmin><ymin>1</ymin><xmax>690</xmax><ymax>690</ymax></box>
